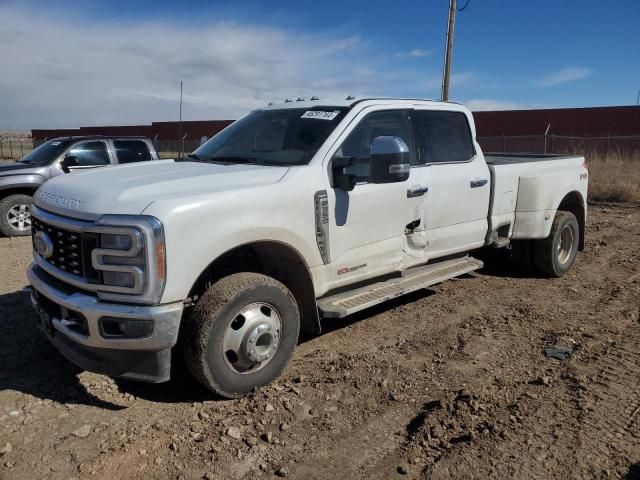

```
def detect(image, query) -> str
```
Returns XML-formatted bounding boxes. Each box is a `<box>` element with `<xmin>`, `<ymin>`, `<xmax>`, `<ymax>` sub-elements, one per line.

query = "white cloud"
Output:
<box><xmin>0</xmin><ymin>6</ymin><xmax>395</xmax><ymax>129</ymax></box>
<box><xmin>394</xmin><ymin>48</ymin><xmax>434</xmax><ymax>59</ymax></box>
<box><xmin>539</xmin><ymin>67</ymin><xmax>592</xmax><ymax>87</ymax></box>
<box><xmin>465</xmin><ymin>99</ymin><xmax>528</xmax><ymax>111</ymax></box>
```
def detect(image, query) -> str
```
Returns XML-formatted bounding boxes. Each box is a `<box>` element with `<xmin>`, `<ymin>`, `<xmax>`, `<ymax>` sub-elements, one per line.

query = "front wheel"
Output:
<box><xmin>0</xmin><ymin>194</ymin><xmax>33</xmax><ymax>237</ymax></box>
<box><xmin>183</xmin><ymin>273</ymin><xmax>300</xmax><ymax>398</ymax></box>
<box><xmin>534</xmin><ymin>211</ymin><xmax>580</xmax><ymax>277</ymax></box>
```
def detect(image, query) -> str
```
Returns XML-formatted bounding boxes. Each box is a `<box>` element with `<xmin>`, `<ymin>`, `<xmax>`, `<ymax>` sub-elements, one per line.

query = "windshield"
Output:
<box><xmin>191</xmin><ymin>107</ymin><xmax>349</xmax><ymax>166</ymax></box>
<box><xmin>19</xmin><ymin>139</ymin><xmax>73</xmax><ymax>166</ymax></box>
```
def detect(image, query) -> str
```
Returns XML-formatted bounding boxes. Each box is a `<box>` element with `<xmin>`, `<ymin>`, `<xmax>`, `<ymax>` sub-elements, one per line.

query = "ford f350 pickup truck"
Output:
<box><xmin>27</xmin><ymin>98</ymin><xmax>588</xmax><ymax>398</ymax></box>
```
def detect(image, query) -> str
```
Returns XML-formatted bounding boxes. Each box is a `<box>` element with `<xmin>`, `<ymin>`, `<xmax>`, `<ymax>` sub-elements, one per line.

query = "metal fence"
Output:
<box><xmin>477</xmin><ymin>135</ymin><xmax>640</xmax><ymax>157</ymax></box>
<box><xmin>0</xmin><ymin>139</ymin><xmax>33</xmax><ymax>160</ymax></box>
<box><xmin>154</xmin><ymin>139</ymin><xmax>202</xmax><ymax>158</ymax></box>
<box><xmin>7</xmin><ymin>134</ymin><xmax>640</xmax><ymax>162</ymax></box>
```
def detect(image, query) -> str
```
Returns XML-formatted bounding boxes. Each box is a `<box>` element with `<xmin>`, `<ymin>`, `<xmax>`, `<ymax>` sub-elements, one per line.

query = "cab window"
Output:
<box><xmin>67</xmin><ymin>141</ymin><xmax>110</xmax><ymax>166</ymax></box>
<box><xmin>114</xmin><ymin>140</ymin><xmax>152</xmax><ymax>164</ymax></box>
<box><xmin>413</xmin><ymin>110</ymin><xmax>475</xmax><ymax>164</ymax></box>
<box><xmin>332</xmin><ymin>110</ymin><xmax>414</xmax><ymax>181</ymax></box>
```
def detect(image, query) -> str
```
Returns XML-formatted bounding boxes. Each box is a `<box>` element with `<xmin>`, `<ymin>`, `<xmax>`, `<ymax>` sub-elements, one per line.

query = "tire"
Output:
<box><xmin>183</xmin><ymin>272</ymin><xmax>300</xmax><ymax>398</ymax></box>
<box><xmin>0</xmin><ymin>194</ymin><xmax>33</xmax><ymax>237</ymax></box>
<box><xmin>534</xmin><ymin>211</ymin><xmax>580</xmax><ymax>277</ymax></box>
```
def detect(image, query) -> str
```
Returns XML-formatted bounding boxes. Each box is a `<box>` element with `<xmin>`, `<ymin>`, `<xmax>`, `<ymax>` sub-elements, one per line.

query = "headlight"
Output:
<box><xmin>93</xmin><ymin>229</ymin><xmax>144</xmax><ymax>290</ymax></box>
<box><xmin>91</xmin><ymin>215</ymin><xmax>166</xmax><ymax>304</ymax></box>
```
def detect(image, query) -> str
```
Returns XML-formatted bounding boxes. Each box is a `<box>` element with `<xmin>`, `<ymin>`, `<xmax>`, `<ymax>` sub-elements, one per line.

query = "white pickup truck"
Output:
<box><xmin>27</xmin><ymin>98</ymin><xmax>588</xmax><ymax>398</ymax></box>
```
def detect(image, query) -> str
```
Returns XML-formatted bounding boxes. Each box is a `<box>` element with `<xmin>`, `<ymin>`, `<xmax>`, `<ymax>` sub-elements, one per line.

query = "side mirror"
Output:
<box><xmin>331</xmin><ymin>156</ymin><xmax>357</xmax><ymax>191</ymax></box>
<box><xmin>369</xmin><ymin>136</ymin><xmax>410</xmax><ymax>184</ymax></box>
<box><xmin>60</xmin><ymin>155</ymin><xmax>79</xmax><ymax>173</ymax></box>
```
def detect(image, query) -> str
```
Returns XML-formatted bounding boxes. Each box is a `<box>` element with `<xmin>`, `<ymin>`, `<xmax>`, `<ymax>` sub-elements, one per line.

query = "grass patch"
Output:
<box><xmin>586</xmin><ymin>152</ymin><xmax>640</xmax><ymax>203</ymax></box>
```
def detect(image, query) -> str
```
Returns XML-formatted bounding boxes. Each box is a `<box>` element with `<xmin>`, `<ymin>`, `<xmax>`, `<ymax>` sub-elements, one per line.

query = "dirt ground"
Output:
<box><xmin>1</xmin><ymin>205</ymin><xmax>639</xmax><ymax>480</ymax></box>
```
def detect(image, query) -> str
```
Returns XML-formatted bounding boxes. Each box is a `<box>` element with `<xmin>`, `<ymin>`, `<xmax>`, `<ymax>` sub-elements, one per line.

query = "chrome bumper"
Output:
<box><xmin>28</xmin><ymin>263</ymin><xmax>183</xmax><ymax>351</ymax></box>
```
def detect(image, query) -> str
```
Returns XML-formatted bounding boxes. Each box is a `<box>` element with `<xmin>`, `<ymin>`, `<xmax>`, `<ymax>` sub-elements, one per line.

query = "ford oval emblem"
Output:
<box><xmin>34</xmin><ymin>230</ymin><xmax>54</xmax><ymax>259</ymax></box>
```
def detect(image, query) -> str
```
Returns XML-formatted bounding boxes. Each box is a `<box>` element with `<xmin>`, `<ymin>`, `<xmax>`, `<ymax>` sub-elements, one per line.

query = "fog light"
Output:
<box><xmin>99</xmin><ymin>317</ymin><xmax>153</xmax><ymax>338</ymax></box>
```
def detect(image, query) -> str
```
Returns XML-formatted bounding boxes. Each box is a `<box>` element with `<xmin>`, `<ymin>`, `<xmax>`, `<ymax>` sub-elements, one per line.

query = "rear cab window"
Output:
<box><xmin>114</xmin><ymin>140</ymin><xmax>153</xmax><ymax>164</ymax></box>
<box><xmin>413</xmin><ymin>110</ymin><xmax>475</xmax><ymax>164</ymax></box>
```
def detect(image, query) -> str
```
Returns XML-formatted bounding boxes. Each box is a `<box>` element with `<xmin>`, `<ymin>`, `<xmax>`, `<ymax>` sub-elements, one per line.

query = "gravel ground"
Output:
<box><xmin>0</xmin><ymin>205</ymin><xmax>639</xmax><ymax>480</ymax></box>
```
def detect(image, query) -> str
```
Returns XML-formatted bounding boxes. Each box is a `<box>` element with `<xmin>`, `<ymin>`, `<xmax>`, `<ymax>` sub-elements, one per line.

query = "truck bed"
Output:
<box><xmin>485</xmin><ymin>153</ymin><xmax>580</xmax><ymax>165</ymax></box>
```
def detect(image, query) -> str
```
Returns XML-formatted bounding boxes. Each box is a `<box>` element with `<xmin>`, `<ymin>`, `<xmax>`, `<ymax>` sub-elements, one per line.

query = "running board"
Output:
<box><xmin>317</xmin><ymin>256</ymin><xmax>483</xmax><ymax>318</ymax></box>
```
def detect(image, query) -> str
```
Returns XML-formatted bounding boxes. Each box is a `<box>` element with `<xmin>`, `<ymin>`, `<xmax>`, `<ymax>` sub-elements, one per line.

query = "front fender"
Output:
<box><xmin>0</xmin><ymin>174</ymin><xmax>44</xmax><ymax>194</ymax></box>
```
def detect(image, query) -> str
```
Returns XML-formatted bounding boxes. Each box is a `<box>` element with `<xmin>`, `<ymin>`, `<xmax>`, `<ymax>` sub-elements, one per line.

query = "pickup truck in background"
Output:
<box><xmin>0</xmin><ymin>136</ymin><xmax>159</xmax><ymax>236</ymax></box>
<box><xmin>27</xmin><ymin>98</ymin><xmax>588</xmax><ymax>398</ymax></box>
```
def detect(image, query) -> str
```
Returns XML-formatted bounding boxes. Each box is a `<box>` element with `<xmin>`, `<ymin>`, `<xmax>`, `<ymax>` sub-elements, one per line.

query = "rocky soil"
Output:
<box><xmin>0</xmin><ymin>205</ymin><xmax>639</xmax><ymax>479</ymax></box>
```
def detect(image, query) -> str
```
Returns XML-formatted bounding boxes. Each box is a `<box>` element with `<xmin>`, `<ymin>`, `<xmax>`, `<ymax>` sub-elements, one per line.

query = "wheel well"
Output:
<box><xmin>187</xmin><ymin>241</ymin><xmax>320</xmax><ymax>335</ymax></box>
<box><xmin>557</xmin><ymin>191</ymin><xmax>585</xmax><ymax>251</ymax></box>
<box><xmin>0</xmin><ymin>187</ymin><xmax>37</xmax><ymax>199</ymax></box>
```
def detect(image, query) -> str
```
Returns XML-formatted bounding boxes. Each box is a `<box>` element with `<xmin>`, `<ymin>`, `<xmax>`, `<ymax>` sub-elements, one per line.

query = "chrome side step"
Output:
<box><xmin>317</xmin><ymin>256</ymin><xmax>483</xmax><ymax>318</ymax></box>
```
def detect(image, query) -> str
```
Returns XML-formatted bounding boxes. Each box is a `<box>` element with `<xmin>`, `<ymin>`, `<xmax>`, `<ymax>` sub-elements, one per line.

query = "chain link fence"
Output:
<box><xmin>477</xmin><ymin>135</ymin><xmax>640</xmax><ymax>157</ymax></box>
<box><xmin>154</xmin><ymin>139</ymin><xmax>202</xmax><ymax>159</ymax></box>
<box><xmin>7</xmin><ymin>134</ymin><xmax>640</xmax><ymax>161</ymax></box>
<box><xmin>0</xmin><ymin>138</ymin><xmax>33</xmax><ymax>160</ymax></box>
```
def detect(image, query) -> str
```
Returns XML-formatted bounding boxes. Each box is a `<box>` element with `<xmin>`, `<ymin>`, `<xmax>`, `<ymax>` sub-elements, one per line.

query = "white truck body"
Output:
<box><xmin>27</xmin><ymin>98</ymin><xmax>588</xmax><ymax>391</ymax></box>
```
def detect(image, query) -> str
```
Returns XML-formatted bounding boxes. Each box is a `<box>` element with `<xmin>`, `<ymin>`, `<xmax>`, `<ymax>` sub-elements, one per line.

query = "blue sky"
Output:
<box><xmin>1</xmin><ymin>0</ymin><xmax>638</xmax><ymax>129</ymax></box>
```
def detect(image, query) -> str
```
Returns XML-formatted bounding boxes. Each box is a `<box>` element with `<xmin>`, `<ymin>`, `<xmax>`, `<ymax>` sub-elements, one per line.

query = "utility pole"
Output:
<box><xmin>178</xmin><ymin>81</ymin><xmax>183</xmax><ymax>159</ymax></box>
<box><xmin>441</xmin><ymin>0</ymin><xmax>457</xmax><ymax>101</ymax></box>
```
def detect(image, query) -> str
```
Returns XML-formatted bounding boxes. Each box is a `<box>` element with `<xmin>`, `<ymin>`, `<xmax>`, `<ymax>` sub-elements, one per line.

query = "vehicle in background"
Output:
<box><xmin>0</xmin><ymin>136</ymin><xmax>159</xmax><ymax>236</ymax></box>
<box><xmin>26</xmin><ymin>98</ymin><xmax>588</xmax><ymax>399</ymax></box>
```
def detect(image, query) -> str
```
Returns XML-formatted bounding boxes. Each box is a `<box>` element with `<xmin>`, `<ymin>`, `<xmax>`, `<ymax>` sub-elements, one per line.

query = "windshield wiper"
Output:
<box><xmin>186</xmin><ymin>153</ymin><xmax>207</xmax><ymax>161</ymax></box>
<box><xmin>209</xmin><ymin>156</ymin><xmax>260</xmax><ymax>165</ymax></box>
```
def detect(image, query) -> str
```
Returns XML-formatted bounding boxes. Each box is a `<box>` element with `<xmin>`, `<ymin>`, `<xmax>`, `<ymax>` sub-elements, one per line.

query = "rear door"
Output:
<box><xmin>413</xmin><ymin>109</ymin><xmax>490</xmax><ymax>258</ymax></box>
<box><xmin>111</xmin><ymin>139</ymin><xmax>155</xmax><ymax>164</ymax></box>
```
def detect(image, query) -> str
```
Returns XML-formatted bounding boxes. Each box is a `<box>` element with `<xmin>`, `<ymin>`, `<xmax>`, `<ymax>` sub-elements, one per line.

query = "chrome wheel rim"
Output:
<box><xmin>222</xmin><ymin>302</ymin><xmax>281</xmax><ymax>374</ymax></box>
<box><xmin>557</xmin><ymin>225</ymin><xmax>575</xmax><ymax>264</ymax></box>
<box><xmin>7</xmin><ymin>204</ymin><xmax>31</xmax><ymax>232</ymax></box>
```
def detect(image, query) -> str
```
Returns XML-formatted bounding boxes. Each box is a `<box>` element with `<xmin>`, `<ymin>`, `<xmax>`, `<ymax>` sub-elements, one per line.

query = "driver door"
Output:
<box><xmin>323</xmin><ymin>108</ymin><xmax>428</xmax><ymax>289</ymax></box>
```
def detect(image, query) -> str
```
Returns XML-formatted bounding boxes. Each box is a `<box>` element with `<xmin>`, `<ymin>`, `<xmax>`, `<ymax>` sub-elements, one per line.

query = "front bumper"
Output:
<box><xmin>28</xmin><ymin>264</ymin><xmax>183</xmax><ymax>382</ymax></box>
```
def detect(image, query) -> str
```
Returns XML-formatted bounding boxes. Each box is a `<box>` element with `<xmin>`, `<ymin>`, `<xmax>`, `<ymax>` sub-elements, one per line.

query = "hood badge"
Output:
<box><xmin>38</xmin><ymin>191</ymin><xmax>81</xmax><ymax>209</ymax></box>
<box><xmin>34</xmin><ymin>231</ymin><xmax>54</xmax><ymax>259</ymax></box>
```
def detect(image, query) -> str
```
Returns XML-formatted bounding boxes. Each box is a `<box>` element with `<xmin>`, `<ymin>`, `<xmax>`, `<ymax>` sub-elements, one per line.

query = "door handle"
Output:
<box><xmin>407</xmin><ymin>186</ymin><xmax>429</xmax><ymax>198</ymax></box>
<box><xmin>470</xmin><ymin>179</ymin><xmax>488</xmax><ymax>188</ymax></box>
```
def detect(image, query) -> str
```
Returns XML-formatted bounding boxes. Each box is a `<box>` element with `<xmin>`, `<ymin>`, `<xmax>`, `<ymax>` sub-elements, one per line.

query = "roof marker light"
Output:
<box><xmin>296</xmin><ymin>97</ymin><xmax>305</xmax><ymax>102</ymax></box>
<box><xmin>346</xmin><ymin>95</ymin><xmax>355</xmax><ymax>100</ymax></box>
<box><xmin>310</xmin><ymin>96</ymin><xmax>319</xmax><ymax>101</ymax></box>
<box><xmin>284</xmin><ymin>98</ymin><xmax>293</xmax><ymax>103</ymax></box>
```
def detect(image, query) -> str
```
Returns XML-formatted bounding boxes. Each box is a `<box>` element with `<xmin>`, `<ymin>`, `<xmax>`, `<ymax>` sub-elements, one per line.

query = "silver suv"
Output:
<box><xmin>0</xmin><ymin>136</ymin><xmax>159</xmax><ymax>236</ymax></box>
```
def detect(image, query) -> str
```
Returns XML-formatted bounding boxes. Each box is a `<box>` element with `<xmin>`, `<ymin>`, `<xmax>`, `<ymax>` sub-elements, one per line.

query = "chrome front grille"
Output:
<box><xmin>31</xmin><ymin>217</ymin><xmax>101</xmax><ymax>283</ymax></box>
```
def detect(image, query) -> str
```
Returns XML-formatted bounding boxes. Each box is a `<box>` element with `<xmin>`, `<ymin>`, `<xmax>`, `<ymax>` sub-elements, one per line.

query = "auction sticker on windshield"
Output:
<box><xmin>301</xmin><ymin>110</ymin><xmax>340</xmax><ymax>120</ymax></box>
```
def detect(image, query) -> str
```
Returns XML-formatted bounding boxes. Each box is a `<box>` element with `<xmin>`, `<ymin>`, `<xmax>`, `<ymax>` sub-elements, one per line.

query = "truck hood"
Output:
<box><xmin>0</xmin><ymin>162</ymin><xmax>44</xmax><ymax>176</ymax></box>
<box><xmin>35</xmin><ymin>160</ymin><xmax>290</xmax><ymax>217</ymax></box>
